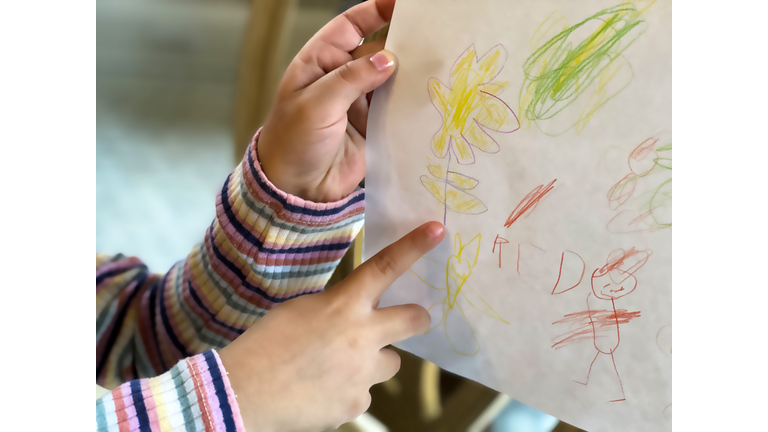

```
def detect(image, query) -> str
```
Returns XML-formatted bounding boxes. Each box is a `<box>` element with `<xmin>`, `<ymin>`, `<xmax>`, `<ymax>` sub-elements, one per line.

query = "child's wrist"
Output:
<box><xmin>256</xmin><ymin>134</ymin><xmax>311</xmax><ymax>200</ymax></box>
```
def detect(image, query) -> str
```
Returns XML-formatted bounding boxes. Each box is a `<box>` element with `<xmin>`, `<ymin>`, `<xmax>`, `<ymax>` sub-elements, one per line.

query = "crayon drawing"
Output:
<box><xmin>410</xmin><ymin>233</ymin><xmax>510</xmax><ymax>356</ymax></box>
<box><xmin>607</xmin><ymin>133</ymin><xmax>672</xmax><ymax>233</ymax></box>
<box><xmin>551</xmin><ymin>247</ymin><xmax>651</xmax><ymax>403</ymax></box>
<box><xmin>421</xmin><ymin>44</ymin><xmax>520</xmax><ymax>223</ymax></box>
<box><xmin>656</xmin><ymin>324</ymin><xmax>672</xmax><ymax>357</ymax></box>
<box><xmin>519</xmin><ymin>1</ymin><xmax>655</xmax><ymax>136</ymax></box>
<box><xmin>504</xmin><ymin>179</ymin><xmax>557</xmax><ymax>228</ymax></box>
<box><xmin>363</xmin><ymin>0</ymin><xmax>672</xmax><ymax>428</ymax></box>
<box><xmin>491</xmin><ymin>234</ymin><xmax>510</xmax><ymax>269</ymax></box>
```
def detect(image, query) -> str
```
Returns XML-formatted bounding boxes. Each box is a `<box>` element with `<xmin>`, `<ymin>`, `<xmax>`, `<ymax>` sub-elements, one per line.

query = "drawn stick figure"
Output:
<box><xmin>551</xmin><ymin>248</ymin><xmax>650</xmax><ymax>403</ymax></box>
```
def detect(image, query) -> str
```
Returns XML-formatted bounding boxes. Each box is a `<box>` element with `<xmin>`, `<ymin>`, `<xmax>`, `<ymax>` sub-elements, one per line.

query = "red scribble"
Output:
<box><xmin>607</xmin><ymin>173</ymin><xmax>636</xmax><ymax>210</ymax></box>
<box><xmin>551</xmin><ymin>250</ymin><xmax>586</xmax><ymax>295</ymax></box>
<box><xmin>628</xmin><ymin>137</ymin><xmax>661</xmax><ymax>176</ymax></box>
<box><xmin>592</xmin><ymin>248</ymin><xmax>651</xmax><ymax>300</ymax></box>
<box><xmin>607</xmin><ymin>207</ymin><xmax>668</xmax><ymax>234</ymax></box>
<box><xmin>504</xmin><ymin>179</ymin><xmax>556</xmax><ymax>227</ymax></box>
<box><xmin>606</xmin><ymin>138</ymin><xmax>658</xmax><ymax>209</ymax></box>
<box><xmin>492</xmin><ymin>234</ymin><xmax>509</xmax><ymax>268</ymax></box>
<box><xmin>551</xmin><ymin>309</ymin><xmax>641</xmax><ymax>349</ymax></box>
<box><xmin>605</xmin><ymin>134</ymin><xmax>671</xmax><ymax>233</ymax></box>
<box><xmin>516</xmin><ymin>242</ymin><xmax>545</xmax><ymax>275</ymax></box>
<box><xmin>550</xmin><ymin>247</ymin><xmax>651</xmax><ymax>403</ymax></box>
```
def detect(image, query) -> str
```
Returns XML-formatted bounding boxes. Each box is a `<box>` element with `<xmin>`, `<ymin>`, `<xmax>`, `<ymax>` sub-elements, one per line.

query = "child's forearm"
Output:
<box><xmin>97</xmin><ymin>129</ymin><xmax>365</xmax><ymax>388</ymax></box>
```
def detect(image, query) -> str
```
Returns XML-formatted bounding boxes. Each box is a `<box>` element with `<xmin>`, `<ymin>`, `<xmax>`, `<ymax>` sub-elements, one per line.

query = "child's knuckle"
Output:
<box><xmin>337</xmin><ymin>62</ymin><xmax>362</xmax><ymax>86</ymax></box>
<box><xmin>371</xmin><ymin>254</ymin><xmax>398</xmax><ymax>277</ymax></box>
<box><xmin>409</xmin><ymin>307</ymin><xmax>428</xmax><ymax>333</ymax></box>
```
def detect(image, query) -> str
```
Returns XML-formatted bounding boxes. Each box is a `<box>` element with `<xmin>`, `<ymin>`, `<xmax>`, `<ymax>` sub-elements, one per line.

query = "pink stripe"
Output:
<box><xmin>97</xmin><ymin>278</ymin><xmax>142</xmax><ymax>381</ymax></box>
<box><xmin>136</xmin><ymin>285</ymin><xmax>166</xmax><ymax>375</ymax></box>
<box><xmin>243</xmin><ymin>129</ymin><xmax>364</xmax><ymax>212</ymax></box>
<box><xmin>139</xmin><ymin>380</ymin><xmax>162</xmax><ymax>432</ymax></box>
<box><xmin>120</xmin><ymin>382</ymin><xmax>141</xmax><ymax>432</ymax></box>
<box><xmin>205</xmin><ymin>226</ymin><xmax>332</xmax><ymax>303</ymax></box>
<box><xmin>232</xmin><ymin>171</ymin><xmax>364</xmax><ymax>228</ymax></box>
<box><xmin>230</xmin><ymin>135</ymin><xmax>365</xmax><ymax>228</ymax></box>
<box><xmin>154</xmin><ymin>269</ymin><xmax>186</xmax><ymax>364</ymax></box>
<box><xmin>217</xmin><ymin>214</ymin><xmax>359</xmax><ymax>255</ymax></box>
<box><xmin>184</xmin><ymin>261</ymin><xmax>243</xmax><ymax>340</ymax></box>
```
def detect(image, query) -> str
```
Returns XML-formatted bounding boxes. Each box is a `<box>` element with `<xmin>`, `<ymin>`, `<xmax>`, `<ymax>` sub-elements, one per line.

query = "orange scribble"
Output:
<box><xmin>504</xmin><ymin>179</ymin><xmax>556</xmax><ymax>227</ymax></box>
<box><xmin>551</xmin><ymin>250</ymin><xmax>586</xmax><ymax>295</ymax></box>
<box><xmin>597</xmin><ymin>247</ymin><xmax>651</xmax><ymax>286</ymax></box>
<box><xmin>551</xmin><ymin>309</ymin><xmax>641</xmax><ymax>350</ymax></box>
<box><xmin>492</xmin><ymin>234</ymin><xmax>509</xmax><ymax>268</ymax></box>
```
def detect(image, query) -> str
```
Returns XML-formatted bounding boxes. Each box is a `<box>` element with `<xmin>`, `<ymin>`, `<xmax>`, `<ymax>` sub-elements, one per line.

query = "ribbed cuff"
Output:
<box><xmin>211</xmin><ymin>129</ymin><xmax>365</xmax><ymax>303</ymax></box>
<box><xmin>96</xmin><ymin>350</ymin><xmax>245</xmax><ymax>432</ymax></box>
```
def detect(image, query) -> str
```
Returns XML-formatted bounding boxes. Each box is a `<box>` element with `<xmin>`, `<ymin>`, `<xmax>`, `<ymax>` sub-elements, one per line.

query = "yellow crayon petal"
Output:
<box><xmin>464</xmin><ymin>120</ymin><xmax>500</xmax><ymax>153</ymax></box>
<box><xmin>444</xmin><ymin>185</ymin><xmax>487</xmax><ymax>215</ymax></box>
<box><xmin>431</xmin><ymin>129</ymin><xmax>451</xmax><ymax>158</ymax></box>
<box><xmin>428</xmin><ymin>78</ymin><xmax>450</xmax><ymax>115</ymax></box>
<box><xmin>452</xmin><ymin>135</ymin><xmax>476</xmax><ymax>164</ymax></box>
<box><xmin>426</xmin><ymin>157</ymin><xmax>447</xmax><ymax>179</ymax></box>
<box><xmin>476</xmin><ymin>45</ymin><xmax>506</xmax><ymax>83</ymax></box>
<box><xmin>447</xmin><ymin>171</ymin><xmax>479</xmax><ymax>190</ymax></box>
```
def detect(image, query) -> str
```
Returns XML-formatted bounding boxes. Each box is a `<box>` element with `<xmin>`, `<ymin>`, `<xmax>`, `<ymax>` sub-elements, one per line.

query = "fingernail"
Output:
<box><xmin>370</xmin><ymin>51</ymin><xmax>395</xmax><ymax>71</ymax></box>
<box><xmin>426</xmin><ymin>223</ymin><xmax>444</xmax><ymax>239</ymax></box>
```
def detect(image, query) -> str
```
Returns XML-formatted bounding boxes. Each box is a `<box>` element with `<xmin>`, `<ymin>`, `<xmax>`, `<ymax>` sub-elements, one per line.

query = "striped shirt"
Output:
<box><xmin>96</xmin><ymin>130</ymin><xmax>364</xmax><ymax>431</ymax></box>
<box><xmin>95</xmin><ymin>350</ymin><xmax>244</xmax><ymax>432</ymax></box>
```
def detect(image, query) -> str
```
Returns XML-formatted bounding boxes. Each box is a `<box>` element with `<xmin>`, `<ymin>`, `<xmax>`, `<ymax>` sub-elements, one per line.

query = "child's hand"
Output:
<box><xmin>219</xmin><ymin>221</ymin><xmax>445</xmax><ymax>432</ymax></box>
<box><xmin>257</xmin><ymin>0</ymin><xmax>397</xmax><ymax>202</ymax></box>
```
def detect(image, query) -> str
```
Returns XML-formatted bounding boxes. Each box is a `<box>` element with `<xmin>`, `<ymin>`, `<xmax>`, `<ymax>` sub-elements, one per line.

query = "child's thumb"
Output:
<box><xmin>307</xmin><ymin>50</ymin><xmax>396</xmax><ymax>115</ymax></box>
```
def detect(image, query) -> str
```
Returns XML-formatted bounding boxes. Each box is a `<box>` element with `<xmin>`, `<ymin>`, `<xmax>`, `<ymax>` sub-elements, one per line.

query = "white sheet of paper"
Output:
<box><xmin>364</xmin><ymin>1</ymin><xmax>671</xmax><ymax>431</ymax></box>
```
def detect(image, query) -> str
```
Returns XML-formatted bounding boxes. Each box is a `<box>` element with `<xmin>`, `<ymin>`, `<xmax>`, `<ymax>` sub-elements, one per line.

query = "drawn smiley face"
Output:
<box><xmin>590</xmin><ymin>267</ymin><xmax>638</xmax><ymax>300</ymax></box>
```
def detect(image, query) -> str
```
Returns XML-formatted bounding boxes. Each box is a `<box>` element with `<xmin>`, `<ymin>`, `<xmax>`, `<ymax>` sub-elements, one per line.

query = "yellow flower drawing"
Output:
<box><xmin>422</xmin><ymin>44</ymin><xmax>520</xmax><ymax>223</ymax></box>
<box><xmin>409</xmin><ymin>233</ymin><xmax>510</xmax><ymax>356</ymax></box>
<box><xmin>428</xmin><ymin>44</ymin><xmax>520</xmax><ymax>165</ymax></box>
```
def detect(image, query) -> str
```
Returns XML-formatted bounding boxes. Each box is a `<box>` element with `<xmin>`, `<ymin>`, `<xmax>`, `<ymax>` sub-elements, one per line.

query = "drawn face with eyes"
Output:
<box><xmin>591</xmin><ymin>267</ymin><xmax>638</xmax><ymax>300</ymax></box>
<box><xmin>590</xmin><ymin>247</ymin><xmax>651</xmax><ymax>300</ymax></box>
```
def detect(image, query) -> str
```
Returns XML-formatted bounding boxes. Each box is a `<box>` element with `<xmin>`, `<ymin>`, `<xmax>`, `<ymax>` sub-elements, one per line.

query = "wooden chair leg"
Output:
<box><xmin>233</xmin><ymin>0</ymin><xmax>297</xmax><ymax>162</ymax></box>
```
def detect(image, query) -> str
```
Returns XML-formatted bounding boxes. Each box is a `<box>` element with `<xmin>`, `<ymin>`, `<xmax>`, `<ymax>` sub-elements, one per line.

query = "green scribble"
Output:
<box><xmin>519</xmin><ymin>3</ymin><xmax>648</xmax><ymax>135</ymax></box>
<box><xmin>649</xmin><ymin>177</ymin><xmax>671</xmax><ymax>228</ymax></box>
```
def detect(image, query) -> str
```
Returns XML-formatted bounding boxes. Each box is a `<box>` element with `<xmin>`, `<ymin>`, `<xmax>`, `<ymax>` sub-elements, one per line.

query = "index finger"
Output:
<box><xmin>346</xmin><ymin>221</ymin><xmax>445</xmax><ymax>302</ymax></box>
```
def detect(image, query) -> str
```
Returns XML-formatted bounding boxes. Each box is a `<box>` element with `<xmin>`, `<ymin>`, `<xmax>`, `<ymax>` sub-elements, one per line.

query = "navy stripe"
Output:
<box><xmin>130</xmin><ymin>379</ymin><xmax>152</xmax><ymax>432</ymax></box>
<box><xmin>158</xmin><ymin>272</ymin><xmax>193</xmax><ymax>359</ymax></box>
<box><xmin>96</xmin><ymin>263</ymin><xmax>146</xmax><ymax>286</ymax></box>
<box><xmin>96</xmin><ymin>272</ymin><xmax>147</xmax><ymax>379</ymax></box>
<box><xmin>147</xmin><ymin>279</ymin><xmax>168</xmax><ymax>373</ymax></box>
<box><xmin>203</xmin><ymin>351</ymin><xmax>237</xmax><ymax>432</ymax></box>
<box><xmin>246</xmin><ymin>148</ymin><xmax>364</xmax><ymax>217</ymax></box>
<box><xmin>207</xmin><ymin>223</ymin><xmax>317</xmax><ymax>304</ymax></box>
<box><xmin>187</xmin><ymin>279</ymin><xmax>245</xmax><ymax>336</ymax></box>
<box><xmin>221</xmin><ymin>175</ymin><xmax>355</xmax><ymax>255</ymax></box>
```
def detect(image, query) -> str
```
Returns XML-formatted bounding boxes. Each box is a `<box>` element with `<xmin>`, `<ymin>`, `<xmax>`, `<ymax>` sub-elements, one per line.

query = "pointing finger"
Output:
<box><xmin>345</xmin><ymin>221</ymin><xmax>445</xmax><ymax>302</ymax></box>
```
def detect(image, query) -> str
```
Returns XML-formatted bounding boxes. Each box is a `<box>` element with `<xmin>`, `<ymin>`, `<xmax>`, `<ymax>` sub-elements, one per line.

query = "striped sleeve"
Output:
<box><xmin>97</xmin><ymin>128</ymin><xmax>365</xmax><ymax>389</ymax></box>
<box><xmin>96</xmin><ymin>350</ymin><xmax>245</xmax><ymax>432</ymax></box>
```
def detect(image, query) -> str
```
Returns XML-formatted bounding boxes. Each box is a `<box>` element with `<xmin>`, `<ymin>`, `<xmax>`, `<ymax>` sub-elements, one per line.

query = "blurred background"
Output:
<box><xmin>96</xmin><ymin>0</ymin><xmax>579</xmax><ymax>430</ymax></box>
